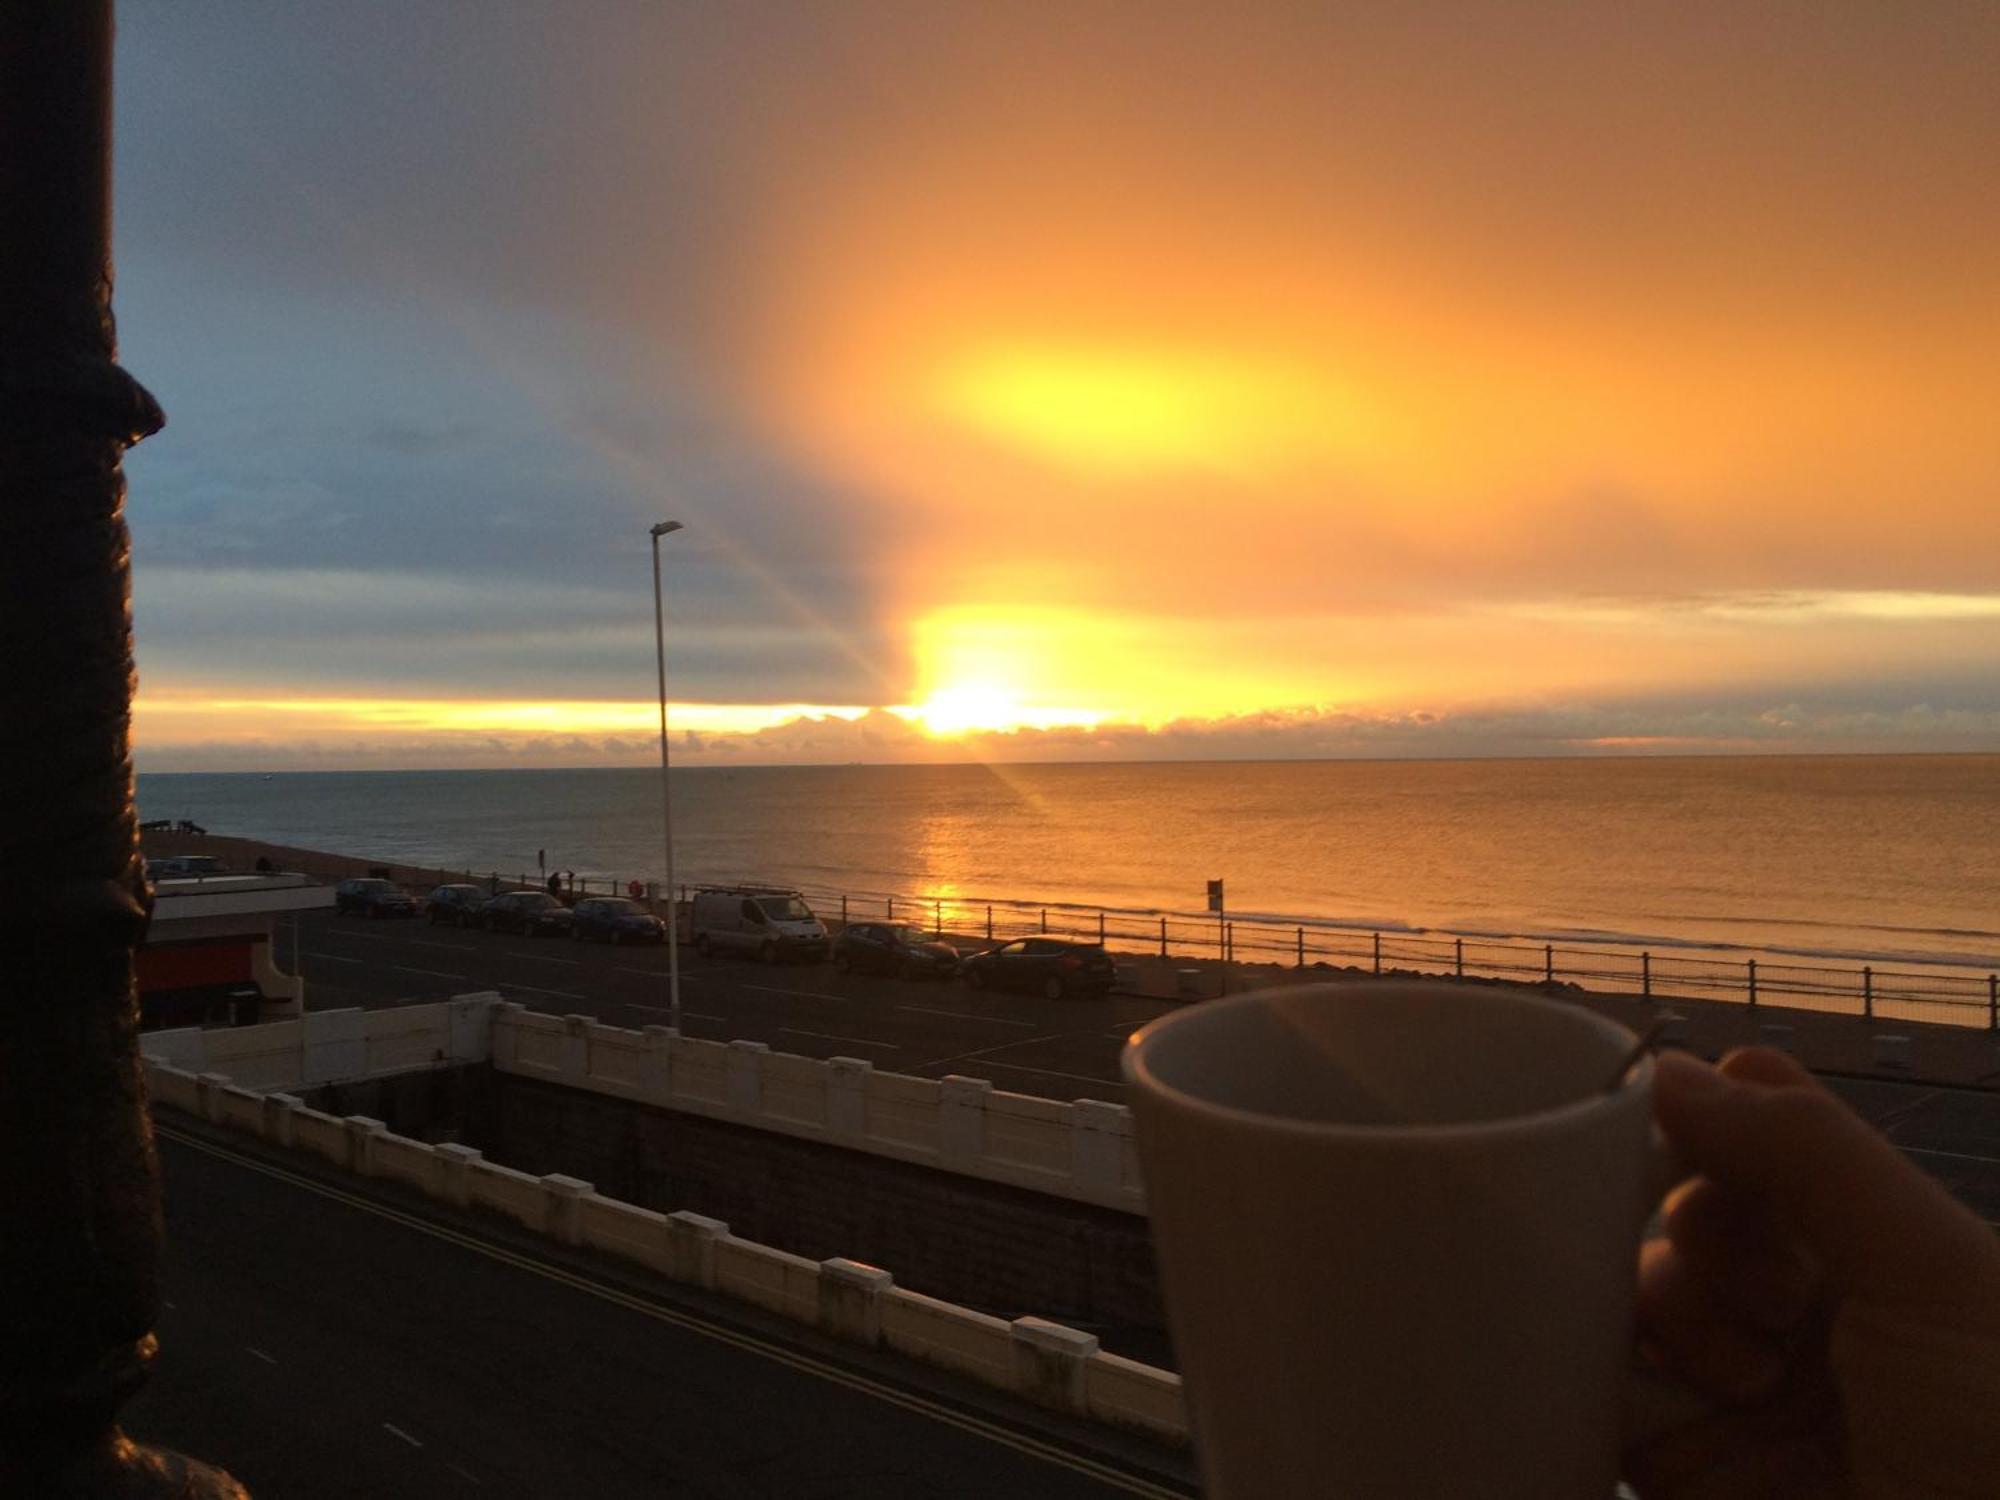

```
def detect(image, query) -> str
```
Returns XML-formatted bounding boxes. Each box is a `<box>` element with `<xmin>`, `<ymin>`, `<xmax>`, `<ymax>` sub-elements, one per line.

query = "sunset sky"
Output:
<box><xmin>115</xmin><ymin>3</ymin><xmax>2000</xmax><ymax>769</ymax></box>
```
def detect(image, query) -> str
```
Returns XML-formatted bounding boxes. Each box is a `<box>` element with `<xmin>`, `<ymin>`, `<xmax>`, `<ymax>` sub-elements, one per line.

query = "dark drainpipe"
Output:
<box><xmin>0</xmin><ymin>3</ymin><xmax>242</xmax><ymax>1492</ymax></box>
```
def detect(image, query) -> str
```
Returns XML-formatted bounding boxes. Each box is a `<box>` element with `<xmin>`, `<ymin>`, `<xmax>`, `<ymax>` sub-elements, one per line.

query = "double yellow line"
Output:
<box><xmin>156</xmin><ymin>1124</ymin><xmax>1194</xmax><ymax>1499</ymax></box>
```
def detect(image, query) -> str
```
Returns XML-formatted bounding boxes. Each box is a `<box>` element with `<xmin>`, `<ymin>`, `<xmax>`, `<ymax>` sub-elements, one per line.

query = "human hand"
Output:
<box><xmin>1625</xmin><ymin>1046</ymin><xmax>2000</xmax><ymax>1498</ymax></box>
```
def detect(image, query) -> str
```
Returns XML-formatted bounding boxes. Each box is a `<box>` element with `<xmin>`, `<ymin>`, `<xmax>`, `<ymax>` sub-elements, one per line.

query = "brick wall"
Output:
<box><xmin>466</xmin><ymin>1069</ymin><xmax>1169</xmax><ymax>1363</ymax></box>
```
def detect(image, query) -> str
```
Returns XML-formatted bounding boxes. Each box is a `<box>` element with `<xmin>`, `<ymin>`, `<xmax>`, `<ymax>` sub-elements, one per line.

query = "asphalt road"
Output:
<box><xmin>289</xmin><ymin>909</ymin><xmax>1173</xmax><ymax>1105</ymax></box>
<box><xmin>124</xmin><ymin>1127</ymin><xmax>1195</xmax><ymax>1499</ymax></box>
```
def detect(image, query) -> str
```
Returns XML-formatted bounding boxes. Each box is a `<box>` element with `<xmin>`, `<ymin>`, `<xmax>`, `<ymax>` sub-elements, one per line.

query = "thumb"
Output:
<box><xmin>1652</xmin><ymin>1048</ymin><xmax>2000</xmax><ymax>1313</ymax></box>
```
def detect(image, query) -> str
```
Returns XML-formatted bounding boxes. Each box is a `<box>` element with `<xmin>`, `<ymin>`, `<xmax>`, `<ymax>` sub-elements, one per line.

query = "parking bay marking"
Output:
<box><xmin>741</xmin><ymin>983</ymin><xmax>846</xmax><ymax>1002</ymax></box>
<box><xmin>305</xmin><ymin>953</ymin><xmax>362</xmax><ymax>964</ymax></box>
<box><xmin>502</xmin><ymin>983</ymin><xmax>586</xmax><ymax>1002</ymax></box>
<box><xmin>895</xmin><ymin>1005</ymin><xmax>1034</xmax><ymax>1029</ymax></box>
<box><xmin>392</xmin><ymin>966</ymin><xmax>467</xmax><ymax>980</ymax></box>
<box><xmin>776</xmin><ymin>1027</ymin><xmax>899</xmax><ymax>1052</ymax></box>
<box><xmin>623</xmin><ymin>1003</ymin><xmax>727</xmax><ymax>1023</ymax></box>
<box><xmin>930</xmin><ymin>1057</ymin><xmax>1120</xmax><ymax>1091</ymax></box>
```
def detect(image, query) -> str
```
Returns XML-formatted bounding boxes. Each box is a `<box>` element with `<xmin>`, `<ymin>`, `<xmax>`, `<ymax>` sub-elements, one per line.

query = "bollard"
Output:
<box><xmin>1747</xmin><ymin>958</ymin><xmax>1758</xmax><ymax>1008</ymax></box>
<box><xmin>1863</xmin><ymin>965</ymin><xmax>1874</xmax><ymax>1020</ymax></box>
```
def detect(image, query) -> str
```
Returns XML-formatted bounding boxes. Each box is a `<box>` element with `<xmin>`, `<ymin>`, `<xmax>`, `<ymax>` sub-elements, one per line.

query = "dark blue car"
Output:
<box><xmin>833</xmin><ymin>922</ymin><xmax>959</xmax><ymax>979</ymax></box>
<box><xmin>960</xmin><ymin>938</ymin><xmax>1114</xmax><ymax>1000</ymax></box>
<box><xmin>570</xmin><ymin>896</ymin><xmax>665</xmax><ymax>946</ymax></box>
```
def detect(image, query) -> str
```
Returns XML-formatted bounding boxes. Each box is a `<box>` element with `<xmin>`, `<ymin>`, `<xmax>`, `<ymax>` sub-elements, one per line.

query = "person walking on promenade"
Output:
<box><xmin>546</xmin><ymin>870</ymin><xmax>561</xmax><ymax>898</ymax></box>
<box><xmin>627</xmin><ymin>878</ymin><xmax>644</xmax><ymax>901</ymax></box>
<box><xmin>1626</xmin><ymin>1046</ymin><xmax>2000</xmax><ymax>1496</ymax></box>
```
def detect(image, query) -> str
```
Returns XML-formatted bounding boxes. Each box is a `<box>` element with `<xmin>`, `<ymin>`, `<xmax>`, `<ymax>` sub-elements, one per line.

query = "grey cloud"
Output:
<box><xmin>367</xmin><ymin>421</ymin><xmax>487</xmax><ymax>457</ymax></box>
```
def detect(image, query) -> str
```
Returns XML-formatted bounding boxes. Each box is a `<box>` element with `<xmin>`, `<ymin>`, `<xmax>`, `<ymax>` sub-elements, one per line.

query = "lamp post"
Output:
<box><xmin>649</xmin><ymin>520</ymin><xmax>685</xmax><ymax>1030</ymax></box>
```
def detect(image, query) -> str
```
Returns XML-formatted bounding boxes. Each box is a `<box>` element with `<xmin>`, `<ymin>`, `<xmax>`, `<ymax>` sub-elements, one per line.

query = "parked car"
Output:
<box><xmin>571</xmin><ymin>896</ymin><xmax>665</xmax><ymax>945</ymax></box>
<box><xmin>689</xmin><ymin>886</ymin><xmax>829</xmax><ymax>963</ymax></box>
<box><xmin>480</xmin><ymin>890</ymin><xmax>573</xmax><ymax>936</ymax></box>
<box><xmin>425</xmin><ymin>884</ymin><xmax>487</xmax><ymax>927</ymax></box>
<box><xmin>833</xmin><ymin>922</ymin><xmax>959</xmax><ymax>979</ymax></box>
<box><xmin>959</xmin><ymin>938</ymin><xmax>1115</xmax><ymax>999</ymax></box>
<box><xmin>334</xmin><ymin>877</ymin><xmax>416</xmax><ymax>918</ymax></box>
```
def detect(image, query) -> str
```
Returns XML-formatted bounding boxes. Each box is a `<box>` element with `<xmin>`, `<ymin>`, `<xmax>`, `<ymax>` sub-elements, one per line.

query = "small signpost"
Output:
<box><xmin>1208</xmin><ymin>878</ymin><xmax>1226</xmax><ymax>991</ymax></box>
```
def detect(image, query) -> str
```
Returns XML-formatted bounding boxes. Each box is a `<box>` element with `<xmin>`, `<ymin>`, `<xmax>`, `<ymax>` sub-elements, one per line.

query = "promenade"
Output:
<box><xmin>144</xmin><ymin>829</ymin><xmax>2000</xmax><ymax>1082</ymax></box>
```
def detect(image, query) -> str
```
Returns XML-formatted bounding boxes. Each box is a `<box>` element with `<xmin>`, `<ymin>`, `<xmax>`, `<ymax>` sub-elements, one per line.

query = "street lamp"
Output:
<box><xmin>650</xmin><ymin>519</ymin><xmax>685</xmax><ymax>1030</ymax></box>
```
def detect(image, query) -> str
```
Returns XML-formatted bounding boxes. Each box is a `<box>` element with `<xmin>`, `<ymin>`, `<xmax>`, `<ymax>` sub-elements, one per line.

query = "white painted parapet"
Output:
<box><xmin>1084</xmin><ymin>1350</ymin><xmax>1189</xmax><ymax>1445</ymax></box>
<box><xmin>140</xmin><ymin>1056</ymin><xmax>1188</xmax><ymax>1447</ymax></box>
<box><xmin>141</xmin><ymin>994</ymin><xmax>499</xmax><ymax>1090</ymax></box>
<box><xmin>489</xmin><ymin>1006</ymin><xmax>1148</xmax><ymax>1215</ymax></box>
<box><xmin>1011</xmin><ymin>1317</ymin><xmax>1099</xmax><ymax>1415</ymax></box>
<box><xmin>881</xmin><ymin>1288</ymin><xmax>1015</xmax><ymax>1391</ymax></box>
<box><xmin>665</xmin><ymin>1211</ymin><xmax>728</xmax><ymax>1288</ymax></box>
<box><xmin>819</xmin><ymin>1259</ymin><xmax>893</xmax><ymax>1344</ymax></box>
<box><xmin>140</xmin><ymin>994</ymin><xmax>1150</xmax><ymax>1213</ymax></box>
<box><xmin>308</xmin><ymin>1011</ymin><xmax>370</xmax><ymax>1084</ymax></box>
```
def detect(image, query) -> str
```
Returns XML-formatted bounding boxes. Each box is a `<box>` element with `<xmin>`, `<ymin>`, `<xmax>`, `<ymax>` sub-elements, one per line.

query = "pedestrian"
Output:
<box><xmin>627</xmin><ymin>877</ymin><xmax>644</xmax><ymax>901</ymax></box>
<box><xmin>546</xmin><ymin>870</ymin><xmax>560</xmax><ymax>898</ymax></box>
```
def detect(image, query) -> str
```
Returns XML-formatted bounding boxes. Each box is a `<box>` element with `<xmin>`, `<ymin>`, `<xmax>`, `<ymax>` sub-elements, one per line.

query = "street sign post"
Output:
<box><xmin>1207</xmin><ymin>879</ymin><xmax>1227</xmax><ymax>990</ymax></box>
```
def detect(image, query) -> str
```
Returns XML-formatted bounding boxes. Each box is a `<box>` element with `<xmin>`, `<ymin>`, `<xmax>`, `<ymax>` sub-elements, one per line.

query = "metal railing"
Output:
<box><xmin>790</xmin><ymin>880</ymin><xmax>1999</xmax><ymax>1033</ymax></box>
<box><xmin>434</xmin><ymin>865</ymin><xmax>2000</xmax><ymax>1033</ymax></box>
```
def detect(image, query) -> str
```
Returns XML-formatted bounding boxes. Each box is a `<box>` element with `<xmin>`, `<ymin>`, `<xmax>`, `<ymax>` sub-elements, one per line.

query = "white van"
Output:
<box><xmin>689</xmin><ymin>886</ymin><xmax>830</xmax><ymax>964</ymax></box>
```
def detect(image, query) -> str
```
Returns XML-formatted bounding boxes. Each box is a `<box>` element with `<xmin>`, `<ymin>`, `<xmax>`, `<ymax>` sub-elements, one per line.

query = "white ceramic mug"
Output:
<box><xmin>1122</xmin><ymin>980</ymin><xmax>1664</xmax><ymax>1500</ymax></box>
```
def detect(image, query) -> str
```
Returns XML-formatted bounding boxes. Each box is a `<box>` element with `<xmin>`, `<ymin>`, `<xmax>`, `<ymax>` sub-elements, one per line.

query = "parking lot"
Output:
<box><xmin>288</xmin><ymin>908</ymin><xmax>1175</xmax><ymax>1104</ymax></box>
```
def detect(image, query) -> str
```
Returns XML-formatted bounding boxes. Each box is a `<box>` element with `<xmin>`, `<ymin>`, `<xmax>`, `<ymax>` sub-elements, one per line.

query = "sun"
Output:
<box><xmin>910</xmin><ymin>682</ymin><xmax>1031</xmax><ymax>736</ymax></box>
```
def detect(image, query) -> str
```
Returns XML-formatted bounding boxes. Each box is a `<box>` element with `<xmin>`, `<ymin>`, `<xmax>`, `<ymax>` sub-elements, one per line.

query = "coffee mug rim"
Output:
<box><xmin>1121</xmin><ymin>981</ymin><xmax>1652</xmax><ymax>1142</ymax></box>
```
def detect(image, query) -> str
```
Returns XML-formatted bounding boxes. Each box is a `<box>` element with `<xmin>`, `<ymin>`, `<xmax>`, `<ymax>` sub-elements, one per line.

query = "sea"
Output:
<box><xmin>137</xmin><ymin>754</ymin><xmax>2000</xmax><ymax>975</ymax></box>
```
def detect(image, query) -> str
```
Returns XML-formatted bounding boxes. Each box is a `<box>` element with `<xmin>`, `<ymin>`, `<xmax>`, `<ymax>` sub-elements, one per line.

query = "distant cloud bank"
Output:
<box><xmin>135</xmin><ymin>697</ymin><xmax>2000</xmax><ymax>773</ymax></box>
